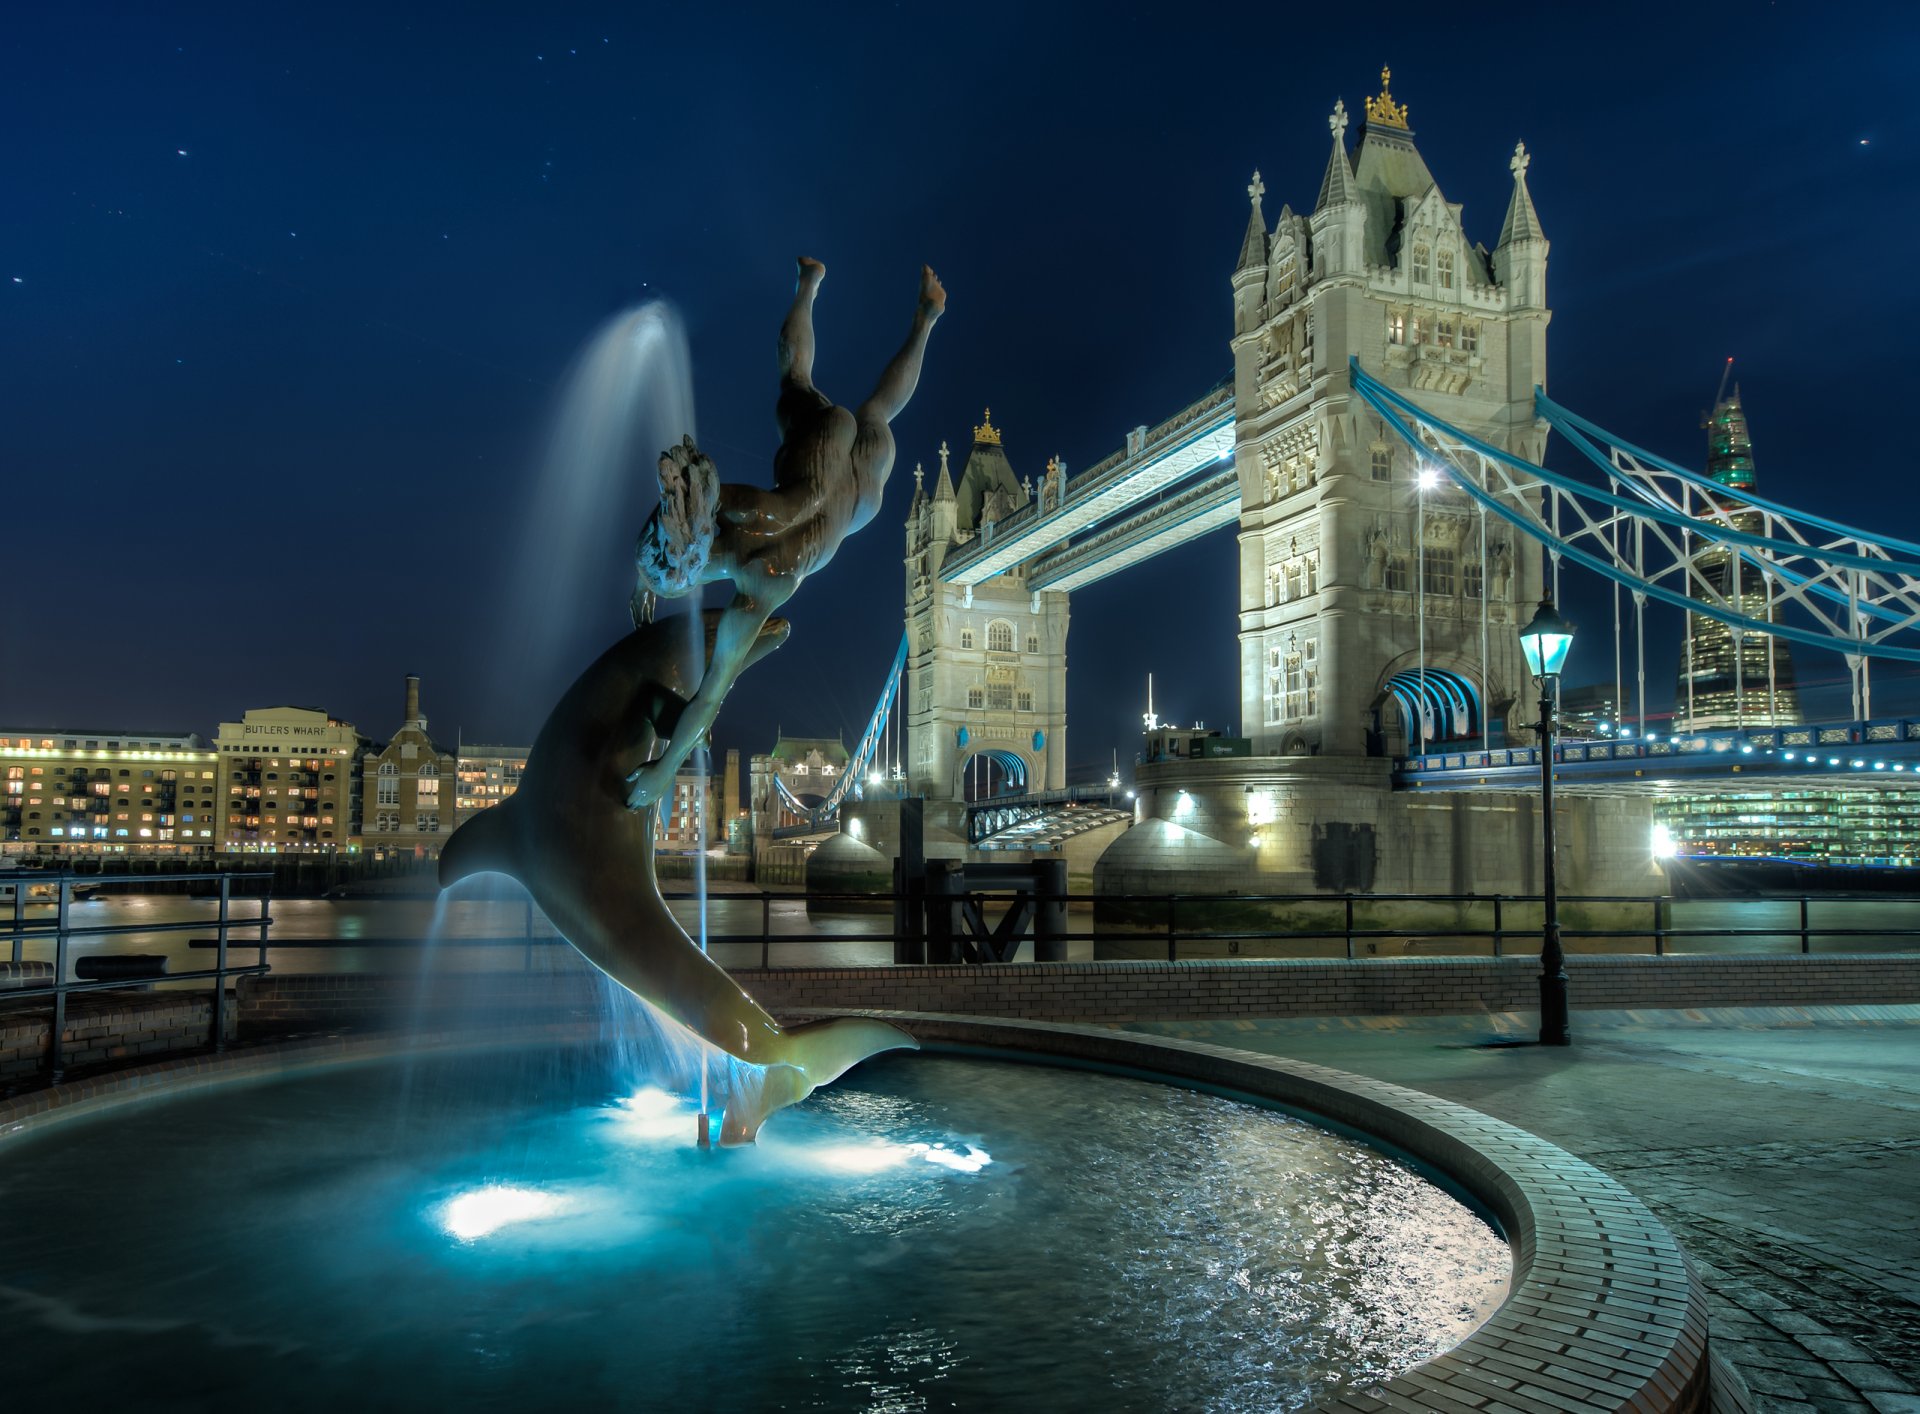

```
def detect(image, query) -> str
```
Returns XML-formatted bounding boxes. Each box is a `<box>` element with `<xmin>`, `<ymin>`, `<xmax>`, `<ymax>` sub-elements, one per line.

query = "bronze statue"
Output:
<box><xmin>440</xmin><ymin>258</ymin><xmax>943</xmax><ymax>1142</ymax></box>
<box><xmin>626</xmin><ymin>258</ymin><xmax>944</xmax><ymax>810</ymax></box>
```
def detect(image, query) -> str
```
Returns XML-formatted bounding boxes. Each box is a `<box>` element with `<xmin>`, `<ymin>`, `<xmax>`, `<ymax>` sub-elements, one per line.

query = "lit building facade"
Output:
<box><xmin>749</xmin><ymin>734</ymin><xmax>849</xmax><ymax>838</ymax></box>
<box><xmin>1673</xmin><ymin>385</ymin><xmax>1800</xmax><ymax>730</ymax></box>
<box><xmin>1655</xmin><ymin>788</ymin><xmax>1920</xmax><ymax>868</ymax></box>
<box><xmin>2</xmin><ymin>730</ymin><xmax>220</xmax><ymax>855</ymax></box>
<box><xmin>1230</xmin><ymin>70</ymin><xmax>1546</xmax><ymax>758</ymax></box>
<box><xmin>455</xmin><ymin>744</ymin><xmax>529</xmax><ymax>825</ymax></box>
<box><xmin>902</xmin><ymin>415</ymin><xmax>1070</xmax><ymax>800</ymax></box>
<box><xmin>213</xmin><ymin>707</ymin><xmax>362</xmax><ymax>852</ymax></box>
<box><xmin>360</xmin><ymin>675</ymin><xmax>458</xmax><ymax>858</ymax></box>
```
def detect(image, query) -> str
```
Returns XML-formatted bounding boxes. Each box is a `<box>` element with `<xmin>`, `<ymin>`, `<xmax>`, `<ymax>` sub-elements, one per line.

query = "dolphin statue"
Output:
<box><xmin>439</xmin><ymin>608</ymin><xmax>916</xmax><ymax>1143</ymax></box>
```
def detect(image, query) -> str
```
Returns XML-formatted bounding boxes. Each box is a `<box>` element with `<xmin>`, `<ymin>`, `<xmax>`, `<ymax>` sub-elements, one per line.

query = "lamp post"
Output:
<box><xmin>1518</xmin><ymin>597</ymin><xmax>1575</xmax><ymax>1047</ymax></box>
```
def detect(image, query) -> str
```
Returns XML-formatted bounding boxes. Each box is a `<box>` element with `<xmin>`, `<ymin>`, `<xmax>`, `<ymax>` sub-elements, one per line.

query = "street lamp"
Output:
<box><xmin>1518</xmin><ymin>597</ymin><xmax>1575</xmax><ymax>1047</ymax></box>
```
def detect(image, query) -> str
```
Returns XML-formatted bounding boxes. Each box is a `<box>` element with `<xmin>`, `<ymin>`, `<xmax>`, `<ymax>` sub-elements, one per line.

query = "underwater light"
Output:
<box><xmin>813</xmin><ymin>1139</ymin><xmax>994</xmax><ymax>1176</ymax></box>
<box><xmin>814</xmin><ymin>1140</ymin><xmax>920</xmax><ymax>1174</ymax></box>
<box><xmin>442</xmin><ymin>1185</ymin><xmax>566</xmax><ymax>1241</ymax></box>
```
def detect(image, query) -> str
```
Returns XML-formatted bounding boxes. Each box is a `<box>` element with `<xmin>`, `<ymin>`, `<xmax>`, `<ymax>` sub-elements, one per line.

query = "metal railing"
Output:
<box><xmin>3</xmin><ymin>869</ymin><xmax>273</xmax><ymax>1077</ymax></box>
<box><xmin>158</xmin><ymin>888</ymin><xmax>1920</xmax><ymax>968</ymax></box>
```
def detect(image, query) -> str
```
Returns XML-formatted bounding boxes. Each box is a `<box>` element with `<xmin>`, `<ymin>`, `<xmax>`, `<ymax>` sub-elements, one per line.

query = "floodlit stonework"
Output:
<box><xmin>1232</xmin><ymin>72</ymin><xmax>1547</xmax><ymax>759</ymax></box>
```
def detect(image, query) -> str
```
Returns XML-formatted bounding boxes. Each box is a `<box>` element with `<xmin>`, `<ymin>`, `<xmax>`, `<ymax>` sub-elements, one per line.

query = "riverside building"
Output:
<box><xmin>361</xmin><ymin>675</ymin><xmax>458</xmax><ymax>859</ymax></box>
<box><xmin>2</xmin><ymin>730</ymin><xmax>221</xmax><ymax>855</ymax></box>
<box><xmin>214</xmin><ymin>707</ymin><xmax>363</xmax><ymax>853</ymax></box>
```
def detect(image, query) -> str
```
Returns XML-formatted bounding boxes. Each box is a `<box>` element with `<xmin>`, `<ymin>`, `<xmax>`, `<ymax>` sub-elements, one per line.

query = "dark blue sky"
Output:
<box><xmin>6</xmin><ymin>3</ymin><xmax>1919</xmax><ymax>770</ymax></box>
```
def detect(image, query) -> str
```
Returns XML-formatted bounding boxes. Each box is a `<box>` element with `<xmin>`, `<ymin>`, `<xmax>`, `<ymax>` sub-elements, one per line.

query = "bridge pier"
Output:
<box><xmin>1093</xmin><ymin>757</ymin><xmax>1661</xmax><ymax>900</ymax></box>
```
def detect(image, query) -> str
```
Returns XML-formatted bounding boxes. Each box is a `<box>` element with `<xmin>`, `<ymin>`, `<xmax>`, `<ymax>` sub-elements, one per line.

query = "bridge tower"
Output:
<box><xmin>903</xmin><ymin>415</ymin><xmax>1070</xmax><ymax>807</ymax></box>
<box><xmin>1231</xmin><ymin>70</ymin><xmax>1550</xmax><ymax>758</ymax></box>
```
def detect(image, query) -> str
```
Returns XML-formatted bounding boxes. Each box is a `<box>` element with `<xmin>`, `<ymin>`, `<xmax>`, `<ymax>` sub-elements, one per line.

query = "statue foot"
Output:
<box><xmin>919</xmin><ymin>265</ymin><xmax>946</xmax><ymax>318</ymax></box>
<box><xmin>797</xmin><ymin>256</ymin><xmax>826</xmax><ymax>292</ymax></box>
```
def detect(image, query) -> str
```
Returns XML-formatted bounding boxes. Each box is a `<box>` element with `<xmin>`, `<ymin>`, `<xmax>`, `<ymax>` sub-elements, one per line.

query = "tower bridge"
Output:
<box><xmin>790</xmin><ymin>68</ymin><xmax>1920</xmax><ymax>894</ymax></box>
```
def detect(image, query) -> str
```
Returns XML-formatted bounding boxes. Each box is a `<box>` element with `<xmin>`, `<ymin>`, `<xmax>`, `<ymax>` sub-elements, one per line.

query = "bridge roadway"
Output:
<box><xmin>937</xmin><ymin>385</ymin><xmax>1236</xmax><ymax>588</ymax></box>
<box><xmin>1396</xmin><ymin>716</ymin><xmax>1920</xmax><ymax>794</ymax></box>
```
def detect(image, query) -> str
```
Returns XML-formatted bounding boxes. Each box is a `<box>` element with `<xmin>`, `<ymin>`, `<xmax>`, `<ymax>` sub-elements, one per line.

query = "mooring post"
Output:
<box><xmin>893</xmin><ymin>796</ymin><xmax>926</xmax><ymax>965</ymax></box>
<box><xmin>1034</xmin><ymin>858</ymin><xmax>1068</xmax><ymax>963</ymax></box>
<box><xmin>926</xmin><ymin>860</ymin><xmax>962</xmax><ymax>964</ymax></box>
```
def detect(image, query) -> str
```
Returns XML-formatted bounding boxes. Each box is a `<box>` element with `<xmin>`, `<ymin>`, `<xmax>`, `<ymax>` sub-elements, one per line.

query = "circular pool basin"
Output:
<box><xmin>0</xmin><ymin>1049</ymin><xmax>1506</xmax><ymax>1410</ymax></box>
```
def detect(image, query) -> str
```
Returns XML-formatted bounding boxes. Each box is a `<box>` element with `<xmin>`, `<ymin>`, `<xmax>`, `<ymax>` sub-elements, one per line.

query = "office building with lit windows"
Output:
<box><xmin>1673</xmin><ymin>384</ymin><xmax>1801</xmax><ymax>730</ymax></box>
<box><xmin>2</xmin><ymin>730</ymin><xmax>221</xmax><ymax>855</ymax></box>
<box><xmin>213</xmin><ymin>706</ymin><xmax>363</xmax><ymax>853</ymax></box>
<box><xmin>360</xmin><ymin>675</ymin><xmax>458</xmax><ymax>859</ymax></box>
<box><xmin>454</xmin><ymin>744</ymin><xmax>530</xmax><ymax>826</ymax></box>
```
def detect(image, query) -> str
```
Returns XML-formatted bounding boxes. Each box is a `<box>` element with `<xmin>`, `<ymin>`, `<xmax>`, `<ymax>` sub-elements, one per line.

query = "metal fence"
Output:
<box><xmin>125</xmin><ymin>888</ymin><xmax>1920</xmax><ymax>968</ymax></box>
<box><xmin>3</xmin><ymin>869</ymin><xmax>272</xmax><ymax>1076</ymax></box>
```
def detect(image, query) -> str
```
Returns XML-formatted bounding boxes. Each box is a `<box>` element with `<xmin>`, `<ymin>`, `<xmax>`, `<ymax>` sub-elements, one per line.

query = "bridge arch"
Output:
<box><xmin>1369</xmin><ymin>665</ymin><xmax>1484</xmax><ymax>756</ymax></box>
<box><xmin>957</xmin><ymin>747</ymin><xmax>1029</xmax><ymax>802</ymax></box>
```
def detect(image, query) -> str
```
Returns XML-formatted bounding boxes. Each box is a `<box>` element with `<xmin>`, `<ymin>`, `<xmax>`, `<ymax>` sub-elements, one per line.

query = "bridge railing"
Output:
<box><xmin>1400</xmin><ymin>716</ymin><xmax>1920</xmax><ymax>777</ymax></box>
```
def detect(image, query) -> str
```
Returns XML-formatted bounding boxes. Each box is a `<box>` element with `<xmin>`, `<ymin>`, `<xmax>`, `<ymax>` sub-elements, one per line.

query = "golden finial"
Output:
<box><xmin>1365</xmin><ymin>65</ymin><xmax>1408</xmax><ymax>130</ymax></box>
<box><xmin>974</xmin><ymin>408</ymin><xmax>1002</xmax><ymax>446</ymax></box>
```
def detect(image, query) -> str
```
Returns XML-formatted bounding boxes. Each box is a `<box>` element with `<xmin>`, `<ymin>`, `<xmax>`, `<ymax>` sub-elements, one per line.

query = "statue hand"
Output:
<box><xmin>626</xmin><ymin>759</ymin><xmax>667</xmax><ymax>811</ymax></box>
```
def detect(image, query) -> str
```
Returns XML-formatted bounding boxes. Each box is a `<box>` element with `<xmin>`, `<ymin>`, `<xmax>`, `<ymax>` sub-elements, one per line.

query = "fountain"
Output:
<box><xmin>0</xmin><ymin>260</ymin><xmax>1713</xmax><ymax>1411</ymax></box>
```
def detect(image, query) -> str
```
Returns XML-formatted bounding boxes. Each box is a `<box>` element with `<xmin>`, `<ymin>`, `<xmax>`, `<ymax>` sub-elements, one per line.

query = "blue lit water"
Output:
<box><xmin>0</xmin><ymin>1052</ymin><xmax>1504</xmax><ymax>1411</ymax></box>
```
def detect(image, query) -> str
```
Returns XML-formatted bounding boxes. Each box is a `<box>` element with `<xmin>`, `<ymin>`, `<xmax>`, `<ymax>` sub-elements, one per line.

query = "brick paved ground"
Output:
<box><xmin>1127</xmin><ymin>1007</ymin><xmax>1920</xmax><ymax>1413</ymax></box>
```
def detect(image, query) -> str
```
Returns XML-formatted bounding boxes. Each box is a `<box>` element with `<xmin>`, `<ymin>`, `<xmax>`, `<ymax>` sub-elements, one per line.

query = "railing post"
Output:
<box><xmin>762</xmin><ymin>892</ymin><xmax>772</xmax><ymax>970</ymax></box>
<box><xmin>1166</xmin><ymin>896</ymin><xmax>1178</xmax><ymax>963</ymax></box>
<box><xmin>1799</xmin><ymin>896</ymin><xmax>1811</xmax><ymax>955</ymax></box>
<box><xmin>1344</xmin><ymin>894</ymin><xmax>1355</xmax><ymax>961</ymax></box>
<box><xmin>51</xmin><ymin>879</ymin><xmax>71</xmax><ymax>1076</ymax></box>
<box><xmin>213</xmin><ymin>875</ymin><xmax>230</xmax><ymax>1051</ymax></box>
<box><xmin>1034</xmin><ymin>859</ymin><xmax>1068</xmax><ymax>963</ymax></box>
<box><xmin>1654</xmin><ymin>897</ymin><xmax>1668</xmax><ymax>957</ymax></box>
<box><xmin>1492</xmin><ymin>896</ymin><xmax>1504</xmax><ymax>958</ymax></box>
<box><xmin>10</xmin><ymin>872</ymin><xmax>22</xmax><ymax>964</ymax></box>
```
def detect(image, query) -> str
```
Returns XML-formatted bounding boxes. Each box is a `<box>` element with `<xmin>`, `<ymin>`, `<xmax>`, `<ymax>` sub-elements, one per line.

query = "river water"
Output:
<box><xmin>3</xmin><ymin>887</ymin><xmax>1916</xmax><ymax>984</ymax></box>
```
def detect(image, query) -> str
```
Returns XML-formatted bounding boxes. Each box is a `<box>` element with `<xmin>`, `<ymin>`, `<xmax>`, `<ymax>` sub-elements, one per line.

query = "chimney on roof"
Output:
<box><xmin>404</xmin><ymin>674</ymin><xmax>422</xmax><ymax>726</ymax></box>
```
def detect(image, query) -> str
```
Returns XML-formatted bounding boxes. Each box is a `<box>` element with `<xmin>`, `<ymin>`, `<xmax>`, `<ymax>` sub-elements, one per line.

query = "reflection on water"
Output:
<box><xmin>0</xmin><ymin>1052</ymin><xmax>1508</xmax><ymax>1411</ymax></box>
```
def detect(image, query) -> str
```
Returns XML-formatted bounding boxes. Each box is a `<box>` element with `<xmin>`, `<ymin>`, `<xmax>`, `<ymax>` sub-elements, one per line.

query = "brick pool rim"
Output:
<box><xmin>0</xmin><ymin>1014</ymin><xmax>1707</xmax><ymax>1413</ymax></box>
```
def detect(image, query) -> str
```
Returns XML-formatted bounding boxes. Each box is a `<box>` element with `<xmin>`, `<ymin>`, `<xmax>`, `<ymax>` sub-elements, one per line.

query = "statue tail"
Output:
<box><xmin>438</xmin><ymin>799</ymin><xmax>521</xmax><ymax>890</ymax></box>
<box><xmin>720</xmin><ymin>1016</ymin><xmax>918</xmax><ymax>1144</ymax></box>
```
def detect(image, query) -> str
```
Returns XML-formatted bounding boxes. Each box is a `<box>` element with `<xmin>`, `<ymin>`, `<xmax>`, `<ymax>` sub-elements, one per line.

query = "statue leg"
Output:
<box><xmin>855</xmin><ymin>266</ymin><xmax>945</xmax><ymax>426</ymax></box>
<box><xmin>778</xmin><ymin>258</ymin><xmax>826</xmax><ymax>392</ymax></box>
<box><xmin>627</xmin><ymin>576</ymin><xmax>795</xmax><ymax>810</ymax></box>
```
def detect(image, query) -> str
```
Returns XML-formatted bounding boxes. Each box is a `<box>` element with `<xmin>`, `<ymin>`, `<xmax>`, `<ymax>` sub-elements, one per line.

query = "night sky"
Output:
<box><xmin>7</xmin><ymin>3</ymin><xmax>1919</xmax><ymax>774</ymax></box>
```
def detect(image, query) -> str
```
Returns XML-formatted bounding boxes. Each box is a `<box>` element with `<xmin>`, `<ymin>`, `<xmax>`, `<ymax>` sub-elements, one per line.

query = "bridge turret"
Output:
<box><xmin>1494</xmin><ymin>141</ymin><xmax>1549</xmax><ymax>313</ymax></box>
<box><xmin>1309</xmin><ymin>99</ymin><xmax>1367</xmax><ymax>278</ymax></box>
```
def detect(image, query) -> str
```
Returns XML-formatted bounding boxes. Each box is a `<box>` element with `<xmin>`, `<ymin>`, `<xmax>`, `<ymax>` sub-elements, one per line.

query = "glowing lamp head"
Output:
<box><xmin>1416</xmin><ymin>464</ymin><xmax>1442</xmax><ymax>491</ymax></box>
<box><xmin>1518</xmin><ymin>598</ymin><xmax>1575</xmax><ymax>679</ymax></box>
<box><xmin>1651</xmin><ymin>823</ymin><xmax>1677</xmax><ymax>860</ymax></box>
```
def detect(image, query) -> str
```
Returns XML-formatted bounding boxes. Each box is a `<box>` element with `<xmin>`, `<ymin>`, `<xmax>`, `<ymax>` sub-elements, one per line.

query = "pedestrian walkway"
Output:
<box><xmin>1127</xmin><ymin>1006</ymin><xmax>1920</xmax><ymax>1413</ymax></box>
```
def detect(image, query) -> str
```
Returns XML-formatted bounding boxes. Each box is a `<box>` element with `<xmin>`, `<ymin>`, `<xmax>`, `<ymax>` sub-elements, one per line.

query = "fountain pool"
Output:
<box><xmin>0</xmin><ymin>1048</ymin><xmax>1506</xmax><ymax>1411</ymax></box>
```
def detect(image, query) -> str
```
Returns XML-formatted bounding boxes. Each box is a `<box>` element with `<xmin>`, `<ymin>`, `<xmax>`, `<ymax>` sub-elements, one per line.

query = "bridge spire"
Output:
<box><xmin>933</xmin><ymin>439</ymin><xmax>955</xmax><ymax>501</ymax></box>
<box><xmin>1497</xmin><ymin>141</ymin><xmax>1545</xmax><ymax>248</ymax></box>
<box><xmin>1315</xmin><ymin>100</ymin><xmax>1357</xmax><ymax>212</ymax></box>
<box><xmin>1237</xmin><ymin>169</ymin><xmax>1267</xmax><ymax>273</ymax></box>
